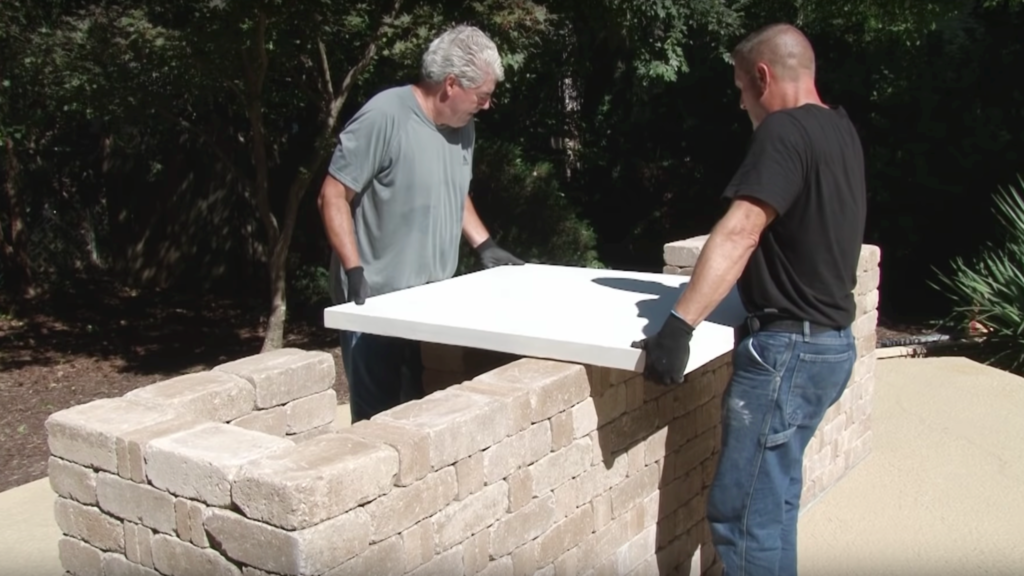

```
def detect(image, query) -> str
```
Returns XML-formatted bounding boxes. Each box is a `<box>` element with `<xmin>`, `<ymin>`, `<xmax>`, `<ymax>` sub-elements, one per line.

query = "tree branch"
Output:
<box><xmin>317</xmin><ymin>37</ymin><xmax>333</xmax><ymax>102</ymax></box>
<box><xmin>241</xmin><ymin>9</ymin><xmax>278</xmax><ymax>255</ymax></box>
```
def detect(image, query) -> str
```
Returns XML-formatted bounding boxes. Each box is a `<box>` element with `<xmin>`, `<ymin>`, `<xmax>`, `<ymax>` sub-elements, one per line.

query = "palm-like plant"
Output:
<box><xmin>932</xmin><ymin>175</ymin><xmax>1024</xmax><ymax>373</ymax></box>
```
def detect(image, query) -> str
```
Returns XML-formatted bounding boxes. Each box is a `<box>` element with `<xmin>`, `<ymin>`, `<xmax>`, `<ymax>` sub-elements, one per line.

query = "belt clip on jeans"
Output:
<box><xmin>744</xmin><ymin>308</ymin><xmax>780</xmax><ymax>336</ymax></box>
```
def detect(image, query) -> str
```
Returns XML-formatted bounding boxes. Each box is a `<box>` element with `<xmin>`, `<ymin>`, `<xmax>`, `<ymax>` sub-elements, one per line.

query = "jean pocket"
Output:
<box><xmin>784</xmin><ymin>349</ymin><xmax>856</xmax><ymax>428</ymax></box>
<box><xmin>736</xmin><ymin>332</ymin><xmax>789</xmax><ymax>375</ymax></box>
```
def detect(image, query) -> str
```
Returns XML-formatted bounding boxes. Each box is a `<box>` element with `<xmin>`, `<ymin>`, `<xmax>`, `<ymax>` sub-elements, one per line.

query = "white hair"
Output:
<box><xmin>421</xmin><ymin>25</ymin><xmax>505</xmax><ymax>88</ymax></box>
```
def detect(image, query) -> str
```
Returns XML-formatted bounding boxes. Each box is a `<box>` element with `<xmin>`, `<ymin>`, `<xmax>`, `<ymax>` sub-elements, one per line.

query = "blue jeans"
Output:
<box><xmin>339</xmin><ymin>331</ymin><xmax>425</xmax><ymax>423</ymax></box>
<box><xmin>707</xmin><ymin>322</ymin><xmax>856</xmax><ymax>576</ymax></box>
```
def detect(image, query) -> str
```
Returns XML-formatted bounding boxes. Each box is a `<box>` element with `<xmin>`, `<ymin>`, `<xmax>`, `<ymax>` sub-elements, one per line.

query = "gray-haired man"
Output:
<box><xmin>318</xmin><ymin>25</ymin><xmax>523</xmax><ymax>423</ymax></box>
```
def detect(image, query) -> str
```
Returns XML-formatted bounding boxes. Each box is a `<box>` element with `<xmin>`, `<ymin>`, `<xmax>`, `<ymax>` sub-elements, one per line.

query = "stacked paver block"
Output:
<box><xmin>45</xmin><ymin>348</ymin><xmax>338</xmax><ymax>576</ymax></box>
<box><xmin>48</xmin><ymin>341</ymin><xmax>734</xmax><ymax>575</ymax></box>
<box><xmin>663</xmin><ymin>235</ymin><xmax>882</xmax><ymax>509</ymax></box>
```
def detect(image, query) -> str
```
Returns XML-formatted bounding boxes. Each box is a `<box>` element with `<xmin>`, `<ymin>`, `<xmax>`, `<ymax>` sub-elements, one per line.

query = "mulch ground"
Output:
<box><xmin>0</xmin><ymin>282</ymin><xmax>930</xmax><ymax>493</ymax></box>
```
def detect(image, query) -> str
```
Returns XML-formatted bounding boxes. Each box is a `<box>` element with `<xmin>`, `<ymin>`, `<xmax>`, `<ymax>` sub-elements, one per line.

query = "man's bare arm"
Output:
<box><xmin>462</xmin><ymin>195</ymin><xmax>491</xmax><ymax>248</ymax></box>
<box><xmin>672</xmin><ymin>197</ymin><xmax>778</xmax><ymax>326</ymax></box>
<box><xmin>318</xmin><ymin>175</ymin><xmax>361</xmax><ymax>270</ymax></box>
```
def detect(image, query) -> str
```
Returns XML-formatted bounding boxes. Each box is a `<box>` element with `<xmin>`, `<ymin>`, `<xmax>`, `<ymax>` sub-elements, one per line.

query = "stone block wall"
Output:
<box><xmin>48</xmin><ymin>342</ymin><xmax>736</xmax><ymax>575</ymax></box>
<box><xmin>663</xmin><ymin>235</ymin><xmax>881</xmax><ymax>509</ymax></box>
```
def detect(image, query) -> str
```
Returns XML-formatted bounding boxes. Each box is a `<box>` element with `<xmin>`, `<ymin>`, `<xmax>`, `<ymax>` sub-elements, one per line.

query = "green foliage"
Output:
<box><xmin>457</xmin><ymin>140</ymin><xmax>603</xmax><ymax>274</ymax></box>
<box><xmin>932</xmin><ymin>175</ymin><xmax>1024</xmax><ymax>373</ymax></box>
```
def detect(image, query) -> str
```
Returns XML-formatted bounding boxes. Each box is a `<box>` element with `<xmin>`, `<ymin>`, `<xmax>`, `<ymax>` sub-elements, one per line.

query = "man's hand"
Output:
<box><xmin>475</xmin><ymin>238</ymin><xmax>525</xmax><ymax>268</ymax></box>
<box><xmin>631</xmin><ymin>312</ymin><xmax>695</xmax><ymax>386</ymax></box>
<box><xmin>345</xmin><ymin>266</ymin><xmax>370</xmax><ymax>305</ymax></box>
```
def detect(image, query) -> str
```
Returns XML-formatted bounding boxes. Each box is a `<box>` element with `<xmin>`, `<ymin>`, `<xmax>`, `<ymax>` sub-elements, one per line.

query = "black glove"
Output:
<box><xmin>345</xmin><ymin>266</ymin><xmax>369</xmax><ymax>305</ymax></box>
<box><xmin>631</xmin><ymin>312</ymin><xmax>695</xmax><ymax>386</ymax></box>
<box><xmin>475</xmin><ymin>238</ymin><xmax>525</xmax><ymax>269</ymax></box>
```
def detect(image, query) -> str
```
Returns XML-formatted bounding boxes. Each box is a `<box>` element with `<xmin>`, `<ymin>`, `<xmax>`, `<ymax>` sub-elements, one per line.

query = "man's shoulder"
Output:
<box><xmin>352</xmin><ymin>85</ymin><xmax>417</xmax><ymax>125</ymax></box>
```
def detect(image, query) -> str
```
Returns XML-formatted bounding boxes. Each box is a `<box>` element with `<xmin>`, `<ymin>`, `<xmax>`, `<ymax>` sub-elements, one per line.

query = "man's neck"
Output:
<box><xmin>411</xmin><ymin>82</ymin><xmax>444</xmax><ymax>125</ymax></box>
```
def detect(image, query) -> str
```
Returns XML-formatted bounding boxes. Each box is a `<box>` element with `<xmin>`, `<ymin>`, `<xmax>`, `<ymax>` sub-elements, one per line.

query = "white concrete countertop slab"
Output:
<box><xmin>323</xmin><ymin>264</ymin><xmax>747</xmax><ymax>373</ymax></box>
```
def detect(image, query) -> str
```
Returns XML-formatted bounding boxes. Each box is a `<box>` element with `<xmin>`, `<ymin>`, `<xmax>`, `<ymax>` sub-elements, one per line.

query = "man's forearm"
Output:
<box><xmin>462</xmin><ymin>196</ymin><xmax>490</xmax><ymax>248</ymax></box>
<box><xmin>318</xmin><ymin>178</ymin><xmax>361</xmax><ymax>270</ymax></box>
<box><xmin>672</xmin><ymin>221</ymin><xmax>758</xmax><ymax>327</ymax></box>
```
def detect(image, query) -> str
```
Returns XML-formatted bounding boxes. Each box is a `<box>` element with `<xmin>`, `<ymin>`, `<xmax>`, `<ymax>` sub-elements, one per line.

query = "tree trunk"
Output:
<box><xmin>253</xmin><ymin>1</ymin><xmax>402</xmax><ymax>351</ymax></box>
<box><xmin>1</xmin><ymin>136</ymin><xmax>35</xmax><ymax>298</ymax></box>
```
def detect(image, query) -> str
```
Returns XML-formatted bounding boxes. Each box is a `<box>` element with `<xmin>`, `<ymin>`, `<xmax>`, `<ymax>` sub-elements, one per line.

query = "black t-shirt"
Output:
<box><xmin>722</xmin><ymin>104</ymin><xmax>867</xmax><ymax>328</ymax></box>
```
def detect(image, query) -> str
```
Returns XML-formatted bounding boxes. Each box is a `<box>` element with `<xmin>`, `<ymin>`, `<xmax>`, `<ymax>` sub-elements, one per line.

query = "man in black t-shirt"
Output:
<box><xmin>632</xmin><ymin>23</ymin><xmax>866</xmax><ymax>576</ymax></box>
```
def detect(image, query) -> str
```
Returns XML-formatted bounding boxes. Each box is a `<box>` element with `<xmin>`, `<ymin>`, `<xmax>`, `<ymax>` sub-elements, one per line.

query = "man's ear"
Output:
<box><xmin>755</xmin><ymin>63</ymin><xmax>770</xmax><ymax>96</ymax></box>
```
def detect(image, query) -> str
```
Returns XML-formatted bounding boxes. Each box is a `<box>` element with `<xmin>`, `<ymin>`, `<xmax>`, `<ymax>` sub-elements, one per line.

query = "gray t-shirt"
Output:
<box><xmin>327</xmin><ymin>85</ymin><xmax>474</xmax><ymax>304</ymax></box>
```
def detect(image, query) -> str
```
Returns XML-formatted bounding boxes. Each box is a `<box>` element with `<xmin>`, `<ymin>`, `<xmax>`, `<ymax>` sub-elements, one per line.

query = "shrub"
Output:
<box><xmin>932</xmin><ymin>175</ymin><xmax>1024</xmax><ymax>372</ymax></box>
<box><xmin>456</xmin><ymin>140</ymin><xmax>604</xmax><ymax>274</ymax></box>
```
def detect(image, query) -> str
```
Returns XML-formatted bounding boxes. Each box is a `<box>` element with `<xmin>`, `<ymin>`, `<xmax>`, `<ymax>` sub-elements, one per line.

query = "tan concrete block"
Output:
<box><xmin>463</xmin><ymin>530</ymin><xmax>490</xmax><ymax>575</ymax></box>
<box><xmin>592</xmin><ymin>493</ymin><xmax>612</xmax><ymax>532</ymax></box>
<box><xmin>46</xmin><ymin>397</ymin><xmax>180</xmax><ymax>473</ymax></box>
<box><xmin>555</xmin><ymin>547</ymin><xmax>580</xmax><ymax>576</ymax></box>
<box><xmin>578</xmin><ymin>511</ymin><xmax>632</xmax><ymax>574</ymax></box>
<box><xmin>473</xmin><ymin>359</ymin><xmax>590</xmax><ymax>423</ymax></box>
<box><xmin>617</xmin><ymin>525</ymin><xmax>656</xmax><ymax>575</ymax></box>
<box><xmin>145</xmin><ymin>422</ymin><xmax>293</xmax><ymax>506</ymax></box>
<box><xmin>232</xmin><ymin>432</ymin><xmax>398</xmax><ymax>530</ymax></box>
<box><xmin>610</xmin><ymin>464</ymin><xmax>659</xmax><ymax>518</ymax></box>
<box><xmin>96</xmin><ymin>473</ymin><xmax>175</xmax><ymax>534</ymax></box>
<box><xmin>483</xmin><ymin>422</ymin><xmax>551</xmax><ymax>485</ymax></box>
<box><xmin>511</xmin><ymin>541</ymin><xmax>537</xmax><ymax>576</ymax></box>
<box><xmin>205</xmin><ymin>507</ymin><xmax>369</xmax><ymax>575</ymax></box>
<box><xmin>457</xmin><ymin>452</ymin><xmax>485</xmax><ymax>500</ymax></box>
<box><xmin>214</xmin><ymin>348</ymin><xmax>334</xmax><ymax>409</ymax></box>
<box><xmin>126</xmin><ymin>371</ymin><xmax>255</xmax><ymax>423</ymax></box>
<box><xmin>627</xmin><ymin>442</ymin><xmax>646</xmax><ymax>476</ymax></box>
<box><xmin>626</xmin><ymin>377</ymin><xmax>645</xmax><ymax>412</ymax></box>
<box><xmin>489</xmin><ymin>493</ymin><xmax>556</xmax><ymax>557</ymax></box>
<box><xmin>663</xmin><ymin>235</ymin><xmax>708</xmax><ymax>268</ymax></box>
<box><xmin>115</xmin><ymin>417</ymin><xmax>208</xmax><ymax>483</ymax></box>
<box><xmin>662</xmin><ymin>265</ymin><xmax>693</xmax><ymax>276</ymax></box>
<box><xmin>553</xmin><ymin>479</ymin><xmax>578</xmax><ymax>519</ymax></box>
<box><xmin>507</xmin><ymin>468</ymin><xmax>533</xmax><ymax>513</ymax></box>
<box><xmin>535</xmin><ymin>505</ymin><xmax>594</xmax><ymax>566</ymax></box>
<box><xmin>659</xmin><ymin>470</ymin><xmax>702</xmax><ymax>520</ymax></box>
<box><xmin>287</xmin><ymin>423</ymin><xmax>334</xmax><ymax>443</ymax></box>
<box><xmin>55</xmin><ymin>498</ymin><xmax>124</xmax><ymax>553</ymax></box>
<box><xmin>570</xmin><ymin>397</ymin><xmax>599</xmax><ymax>439</ymax></box>
<box><xmin>401</xmin><ymin>520</ymin><xmax>434</xmax><ymax>573</ymax></box>
<box><xmin>374</xmin><ymin>389</ymin><xmax>510</xmax><ymax>471</ymax></box>
<box><xmin>455</xmin><ymin>380</ymin><xmax>532</xmax><ymax>434</ymax></box>
<box><xmin>408</xmin><ymin>547</ymin><xmax>463</xmax><ymax>576</ymax></box>
<box><xmin>673</xmin><ymin>428</ymin><xmax>717</xmax><ymax>480</ymax></box>
<box><xmin>285</xmin><ymin>389</ymin><xmax>336</xmax><ymax>434</ymax></box>
<box><xmin>432</xmin><ymin>480</ymin><xmax>508</xmax><ymax>551</ymax></box>
<box><xmin>531</xmin><ymin>437</ymin><xmax>592</xmax><ymax>496</ymax></box>
<box><xmin>102</xmin><ymin>552</ymin><xmax>161</xmax><ymax>576</ymax></box>
<box><xmin>855</xmin><ymin>268</ymin><xmax>880</xmax><ymax>297</ymax></box>
<box><xmin>550</xmin><ymin>411</ymin><xmax>574</xmax><ymax>451</ymax></box>
<box><xmin>339</xmin><ymin>419</ymin><xmax>429</xmax><ymax>487</ymax></box>
<box><xmin>593</xmin><ymin>383</ymin><xmax>627</xmax><ymax>426</ymax></box>
<box><xmin>324</xmin><ymin>535</ymin><xmax>404</xmax><ymax>576</ymax></box>
<box><xmin>604</xmin><ymin>402</ymin><xmax>657</xmax><ymax>454</ymax></box>
<box><xmin>641</xmin><ymin>492</ymin><xmax>659</xmax><ymax>529</ymax></box>
<box><xmin>851</xmin><ymin>352</ymin><xmax>877</xmax><ymax>385</ymax></box>
<box><xmin>858</xmin><ymin>244</ymin><xmax>881</xmax><ymax>273</ymax></box>
<box><xmin>583</xmin><ymin>366</ymin><xmax>634</xmax><ymax>398</ymax></box>
<box><xmin>124</xmin><ymin>522</ymin><xmax>155</xmax><ymax>568</ymax></box>
<box><xmin>571</xmin><ymin>453</ymin><xmax>626</xmax><ymax>509</ymax></box>
<box><xmin>183</xmin><ymin>499</ymin><xmax>209</xmax><ymax>548</ymax></box>
<box><xmin>479</xmin><ymin>556</ymin><xmax>514</xmax><ymax>576</ymax></box>
<box><xmin>855</xmin><ymin>288</ymin><xmax>879</xmax><ymax>317</ymax></box>
<box><xmin>49</xmin><ymin>457</ymin><xmax>97</xmax><ymax>505</ymax></box>
<box><xmin>364</xmin><ymin>467</ymin><xmax>457</xmax><ymax>542</ymax></box>
<box><xmin>151</xmin><ymin>534</ymin><xmax>239</xmax><ymax>576</ymax></box>
<box><xmin>231</xmin><ymin>407</ymin><xmax>288</xmax><ymax>436</ymax></box>
<box><xmin>58</xmin><ymin>536</ymin><xmax>102</xmax><ymax>576</ymax></box>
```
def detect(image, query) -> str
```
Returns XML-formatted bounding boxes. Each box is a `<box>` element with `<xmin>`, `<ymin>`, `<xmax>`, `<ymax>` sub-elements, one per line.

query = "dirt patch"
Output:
<box><xmin>0</xmin><ymin>280</ymin><xmax>348</xmax><ymax>493</ymax></box>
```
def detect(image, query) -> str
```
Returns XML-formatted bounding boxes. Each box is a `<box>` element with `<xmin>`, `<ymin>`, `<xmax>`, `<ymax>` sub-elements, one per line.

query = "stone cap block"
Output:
<box><xmin>125</xmin><ymin>371</ymin><xmax>255</xmax><ymax>423</ymax></box>
<box><xmin>473</xmin><ymin>359</ymin><xmax>590</xmax><ymax>423</ymax></box>
<box><xmin>340</xmin><ymin>420</ymin><xmax>431</xmax><ymax>486</ymax></box>
<box><xmin>145</xmin><ymin>422</ymin><xmax>294</xmax><ymax>506</ymax></box>
<box><xmin>46</xmin><ymin>398</ymin><xmax>182</xmax><ymax>473</ymax></box>
<box><xmin>663</xmin><ymin>235</ymin><xmax>708</xmax><ymax>268</ymax></box>
<box><xmin>115</xmin><ymin>416</ymin><xmax>208</xmax><ymax>484</ymax></box>
<box><xmin>858</xmin><ymin>244</ymin><xmax>881</xmax><ymax>273</ymax></box>
<box><xmin>373</xmin><ymin>389</ymin><xmax>510</xmax><ymax>471</ymax></box>
<box><xmin>214</xmin><ymin>348</ymin><xmax>334</xmax><ymax>409</ymax></box>
<box><xmin>232</xmin><ymin>432</ymin><xmax>399</xmax><ymax>530</ymax></box>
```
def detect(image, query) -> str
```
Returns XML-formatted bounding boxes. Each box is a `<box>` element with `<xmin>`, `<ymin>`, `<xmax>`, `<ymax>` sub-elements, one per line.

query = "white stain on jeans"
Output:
<box><xmin>728</xmin><ymin>397</ymin><xmax>753</xmax><ymax>426</ymax></box>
